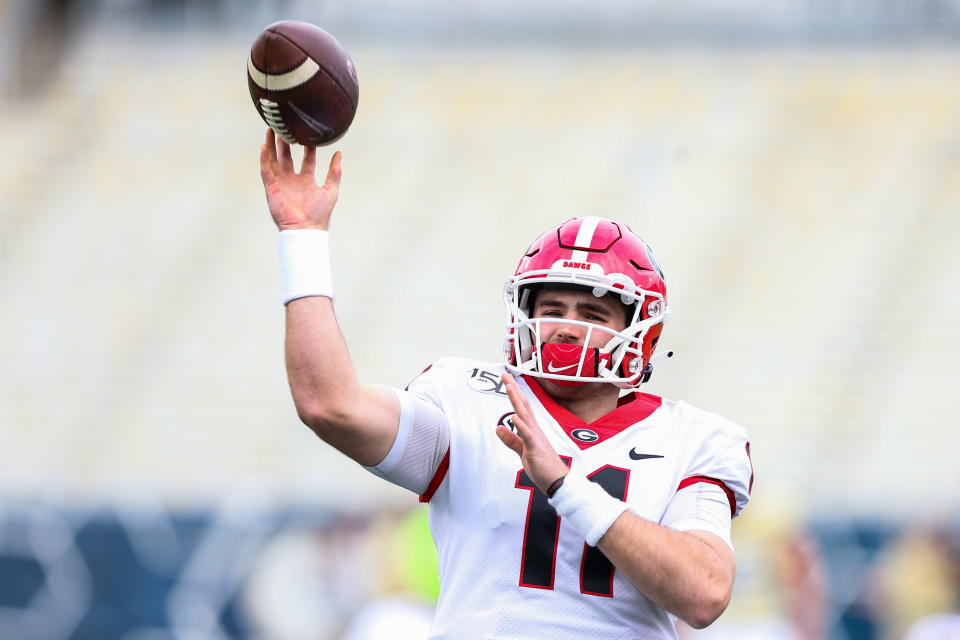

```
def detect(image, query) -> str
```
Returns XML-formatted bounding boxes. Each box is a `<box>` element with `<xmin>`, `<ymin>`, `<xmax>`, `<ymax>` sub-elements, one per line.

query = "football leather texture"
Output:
<box><xmin>247</xmin><ymin>21</ymin><xmax>359</xmax><ymax>146</ymax></box>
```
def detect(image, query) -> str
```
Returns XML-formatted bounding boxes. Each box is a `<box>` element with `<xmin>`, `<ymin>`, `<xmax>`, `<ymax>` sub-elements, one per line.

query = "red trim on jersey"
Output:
<box><xmin>522</xmin><ymin>376</ymin><xmax>661</xmax><ymax>450</ymax></box>
<box><xmin>404</xmin><ymin>363</ymin><xmax>433</xmax><ymax>391</ymax></box>
<box><xmin>616</xmin><ymin>391</ymin><xmax>639</xmax><ymax>407</ymax></box>
<box><xmin>419</xmin><ymin>449</ymin><xmax>449</xmax><ymax>503</ymax></box>
<box><xmin>677</xmin><ymin>476</ymin><xmax>736</xmax><ymax>517</ymax></box>
<box><xmin>745</xmin><ymin>441</ymin><xmax>754</xmax><ymax>495</ymax></box>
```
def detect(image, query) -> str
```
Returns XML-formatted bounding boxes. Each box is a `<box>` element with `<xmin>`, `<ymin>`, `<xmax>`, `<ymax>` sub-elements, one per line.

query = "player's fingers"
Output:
<box><xmin>266</xmin><ymin>129</ymin><xmax>282</xmax><ymax>165</ymax></box>
<box><xmin>265</xmin><ymin>127</ymin><xmax>275</xmax><ymax>153</ymax></box>
<box><xmin>278</xmin><ymin>138</ymin><xmax>294</xmax><ymax>172</ymax></box>
<box><xmin>509</xmin><ymin>415</ymin><xmax>537</xmax><ymax>448</ymax></box>
<box><xmin>301</xmin><ymin>145</ymin><xmax>317</xmax><ymax>176</ymax></box>
<box><xmin>502</xmin><ymin>373</ymin><xmax>536</xmax><ymax>425</ymax></box>
<box><xmin>260</xmin><ymin>130</ymin><xmax>278</xmax><ymax>179</ymax></box>
<box><xmin>259</xmin><ymin>144</ymin><xmax>274</xmax><ymax>185</ymax></box>
<box><xmin>513</xmin><ymin>416</ymin><xmax>548</xmax><ymax>454</ymax></box>
<box><xmin>502</xmin><ymin>372</ymin><xmax>521</xmax><ymax>397</ymax></box>
<box><xmin>496</xmin><ymin>425</ymin><xmax>524</xmax><ymax>457</ymax></box>
<box><xmin>322</xmin><ymin>151</ymin><xmax>342</xmax><ymax>195</ymax></box>
<box><xmin>502</xmin><ymin>375</ymin><xmax>524</xmax><ymax>416</ymax></box>
<box><xmin>323</xmin><ymin>151</ymin><xmax>343</xmax><ymax>200</ymax></box>
<box><xmin>501</xmin><ymin>381</ymin><xmax>549</xmax><ymax>452</ymax></box>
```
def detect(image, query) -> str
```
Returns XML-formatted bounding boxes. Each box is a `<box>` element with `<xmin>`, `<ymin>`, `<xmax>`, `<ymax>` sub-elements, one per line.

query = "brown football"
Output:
<box><xmin>247</xmin><ymin>21</ymin><xmax>359</xmax><ymax>146</ymax></box>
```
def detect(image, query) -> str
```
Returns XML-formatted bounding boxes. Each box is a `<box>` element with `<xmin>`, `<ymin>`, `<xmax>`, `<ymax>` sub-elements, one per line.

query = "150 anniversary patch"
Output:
<box><xmin>466</xmin><ymin>368</ymin><xmax>508</xmax><ymax>395</ymax></box>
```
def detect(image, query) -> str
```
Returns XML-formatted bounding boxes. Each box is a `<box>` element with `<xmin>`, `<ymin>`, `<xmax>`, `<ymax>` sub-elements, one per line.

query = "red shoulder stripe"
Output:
<box><xmin>677</xmin><ymin>475</ymin><xmax>736</xmax><ymax>517</ymax></box>
<box><xmin>419</xmin><ymin>448</ymin><xmax>450</xmax><ymax>503</ymax></box>
<box><xmin>405</xmin><ymin>363</ymin><xmax>433</xmax><ymax>391</ymax></box>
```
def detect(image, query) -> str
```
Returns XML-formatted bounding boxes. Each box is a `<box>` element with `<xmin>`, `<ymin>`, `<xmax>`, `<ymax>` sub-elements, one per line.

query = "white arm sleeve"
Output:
<box><xmin>660</xmin><ymin>482</ymin><xmax>734</xmax><ymax>550</ymax></box>
<box><xmin>362</xmin><ymin>389</ymin><xmax>450</xmax><ymax>495</ymax></box>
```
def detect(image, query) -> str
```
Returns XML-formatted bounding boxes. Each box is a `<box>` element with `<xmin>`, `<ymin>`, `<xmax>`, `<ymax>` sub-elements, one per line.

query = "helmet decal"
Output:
<box><xmin>557</xmin><ymin>217</ymin><xmax>622</xmax><ymax>252</ymax></box>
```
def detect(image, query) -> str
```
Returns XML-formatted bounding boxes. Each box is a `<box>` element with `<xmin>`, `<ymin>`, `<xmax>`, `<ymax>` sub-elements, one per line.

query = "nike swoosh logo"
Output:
<box><xmin>629</xmin><ymin>449</ymin><xmax>664</xmax><ymax>461</ymax></box>
<box><xmin>546</xmin><ymin>362</ymin><xmax>577</xmax><ymax>373</ymax></box>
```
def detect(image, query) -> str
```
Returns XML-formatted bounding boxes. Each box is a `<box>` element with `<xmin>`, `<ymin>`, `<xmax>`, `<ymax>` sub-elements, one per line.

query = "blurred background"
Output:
<box><xmin>1</xmin><ymin>0</ymin><xmax>959</xmax><ymax>638</ymax></box>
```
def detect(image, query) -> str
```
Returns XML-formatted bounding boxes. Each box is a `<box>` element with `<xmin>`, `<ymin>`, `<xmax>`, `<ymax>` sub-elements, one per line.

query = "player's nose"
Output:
<box><xmin>550</xmin><ymin>318</ymin><xmax>586</xmax><ymax>344</ymax></box>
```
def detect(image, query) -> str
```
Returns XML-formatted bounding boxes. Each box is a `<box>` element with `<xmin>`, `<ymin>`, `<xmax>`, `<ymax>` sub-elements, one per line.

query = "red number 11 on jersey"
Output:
<box><xmin>515</xmin><ymin>458</ymin><xmax>630</xmax><ymax>597</ymax></box>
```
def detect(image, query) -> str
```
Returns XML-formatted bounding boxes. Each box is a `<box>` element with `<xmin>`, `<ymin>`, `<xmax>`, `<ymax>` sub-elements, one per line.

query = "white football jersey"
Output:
<box><xmin>407</xmin><ymin>357</ymin><xmax>753</xmax><ymax>640</ymax></box>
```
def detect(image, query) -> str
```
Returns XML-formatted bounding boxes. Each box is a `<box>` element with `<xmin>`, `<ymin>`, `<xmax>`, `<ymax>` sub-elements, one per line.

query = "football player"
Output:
<box><xmin>260</xmin><ymin>130</ymin><xmax>753</xmax><ymax>639</ymax></box>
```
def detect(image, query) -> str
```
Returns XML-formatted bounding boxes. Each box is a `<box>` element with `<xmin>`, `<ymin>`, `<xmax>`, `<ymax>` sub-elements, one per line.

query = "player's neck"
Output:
<box><xmin>538</xmin><ymin>380</ymin><xmax>622</xmax><ymax>423</ymax></box>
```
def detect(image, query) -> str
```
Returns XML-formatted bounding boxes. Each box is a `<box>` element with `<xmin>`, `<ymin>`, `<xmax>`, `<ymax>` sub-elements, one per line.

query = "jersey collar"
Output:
<box><xmin>521</xmin><ymin>376</ymin><xmax>662</xmax><ymax>450</ymax></box>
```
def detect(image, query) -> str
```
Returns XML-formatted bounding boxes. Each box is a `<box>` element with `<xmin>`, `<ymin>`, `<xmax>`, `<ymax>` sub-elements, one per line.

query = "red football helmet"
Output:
<box><xmin>503</xmin><ymin>217</ymin><xmax>669</xmax><ymax>388</ymax></box>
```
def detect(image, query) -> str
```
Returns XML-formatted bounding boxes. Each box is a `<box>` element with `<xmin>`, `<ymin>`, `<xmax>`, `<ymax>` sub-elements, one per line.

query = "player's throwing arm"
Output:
<box><xmin>260</xmin><ymin>129</ymin><xmax>402</xmax><ymax>467</ymax></box>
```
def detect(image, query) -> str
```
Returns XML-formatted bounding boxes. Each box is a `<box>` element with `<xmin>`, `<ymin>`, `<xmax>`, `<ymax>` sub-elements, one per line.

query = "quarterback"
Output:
<box><xmin>260</xmin><ymin>129</ymin><xmax>753</xmax><ymax>639</ymax></box>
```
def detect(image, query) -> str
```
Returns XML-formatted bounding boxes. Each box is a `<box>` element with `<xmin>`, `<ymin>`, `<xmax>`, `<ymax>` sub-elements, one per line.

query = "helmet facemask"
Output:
<box><xmin>503</xmin><ymin>275</ymin><xmax>667</xmax><ymax>389</ymax></box>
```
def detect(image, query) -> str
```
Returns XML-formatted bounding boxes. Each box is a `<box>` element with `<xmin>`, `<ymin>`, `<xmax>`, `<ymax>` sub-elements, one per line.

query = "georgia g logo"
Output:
<box><xmin>497</xmin><ymin>412</ymin><xmax>518</xmax><ymax>433</ymax></box>
<box><xmin>570</xmin><ymin>428</ymin><xmax>599</xmax><ymax>443</ymax></box>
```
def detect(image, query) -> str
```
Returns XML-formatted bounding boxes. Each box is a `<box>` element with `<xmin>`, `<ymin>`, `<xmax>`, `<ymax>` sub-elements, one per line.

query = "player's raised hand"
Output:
<box><xmin>260</xmin><ymin>128</ymin><xmax>342</xmax><ymax>231</ymax></box>
<box><xmin>497</xmin><ymin>372</ymin><xmax>570</xmax><ymax>494</ymax></box>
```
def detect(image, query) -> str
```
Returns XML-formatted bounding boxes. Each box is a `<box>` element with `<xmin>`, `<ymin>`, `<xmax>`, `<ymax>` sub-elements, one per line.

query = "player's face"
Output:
<box><xmin>531</xmin><ymin>287</ymin><xmax>628</xmax><ymax>349</ymax></box>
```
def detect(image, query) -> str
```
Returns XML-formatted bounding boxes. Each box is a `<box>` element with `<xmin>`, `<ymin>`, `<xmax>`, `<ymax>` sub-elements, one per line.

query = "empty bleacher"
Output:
<box><xmin>0</xmin><ymin>20</ymin><xmax>958</xmax><ymax>524</ymax></box>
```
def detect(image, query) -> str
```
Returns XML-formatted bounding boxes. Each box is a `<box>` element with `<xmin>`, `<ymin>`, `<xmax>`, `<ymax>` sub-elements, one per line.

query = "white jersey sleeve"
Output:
<box><xmin>362</xmin><ymin>386</ymin><xmax>450</xmax><ymax>495</ymax></box>
<box><xmin>660</xmin><ymin>482</ymin><xmax>735</xmax><ymax>549</ymax></box>
<box><xmin>670</xmin><ymin>401</ymin><xmax>754</xmax><ymax>518</ymax></box>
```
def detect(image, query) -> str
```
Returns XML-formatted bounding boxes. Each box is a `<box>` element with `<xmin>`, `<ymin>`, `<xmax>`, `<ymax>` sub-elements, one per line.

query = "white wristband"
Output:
<box><xmin>548</xmin><ymin>471</ymin><xmax>629</xmax><ymax>547</ymax></box>
<box><xmin>277</xmin><ymin>229</ymin><xmax>333</xmax><ymax>305</ymax></box>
